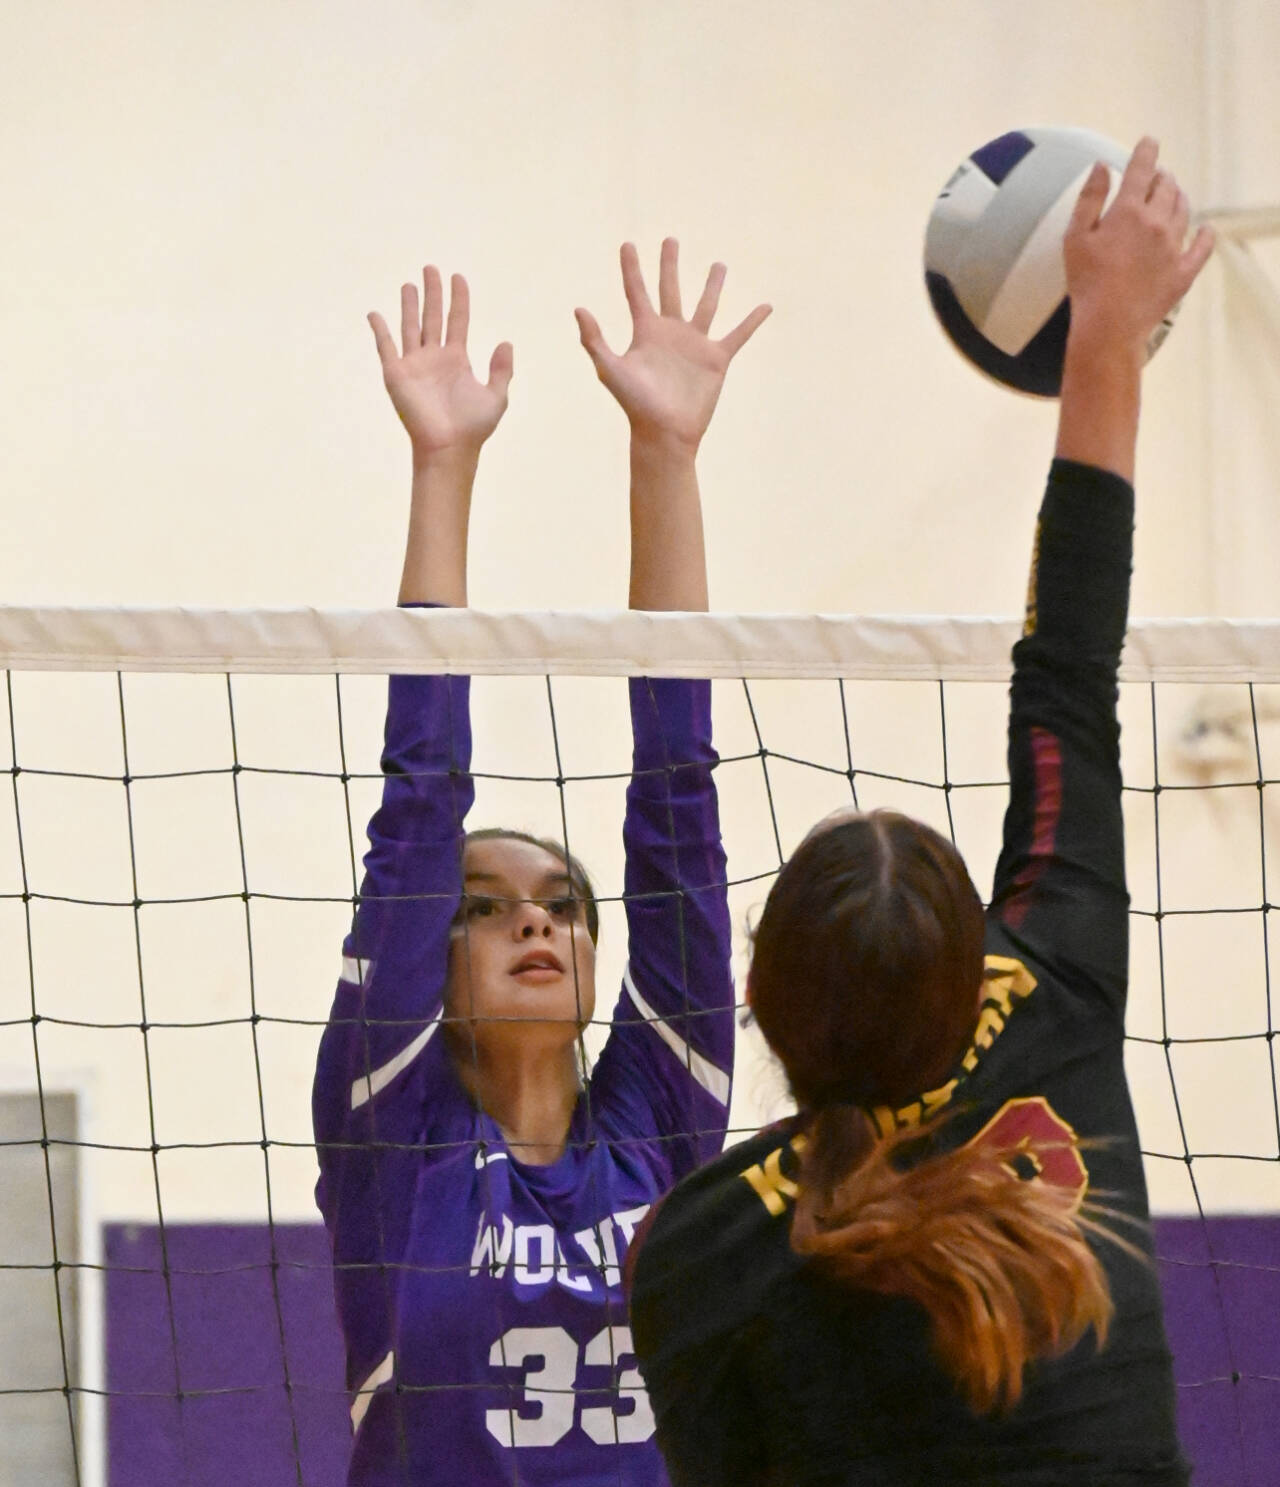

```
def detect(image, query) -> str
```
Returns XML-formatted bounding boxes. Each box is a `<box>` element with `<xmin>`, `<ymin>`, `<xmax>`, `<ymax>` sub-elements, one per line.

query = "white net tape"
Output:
<box><xmin>3</xmin><ymin>604</ymin><xmax>1280</xmax><ymax>682</ymax></box>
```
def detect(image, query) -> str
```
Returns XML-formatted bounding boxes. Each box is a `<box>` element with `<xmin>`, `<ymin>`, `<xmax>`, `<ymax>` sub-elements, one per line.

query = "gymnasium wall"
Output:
<box><xmin>6</xmin><ymin>0</ymin><xmax>1278</xmax><ymax>626</ymax></box>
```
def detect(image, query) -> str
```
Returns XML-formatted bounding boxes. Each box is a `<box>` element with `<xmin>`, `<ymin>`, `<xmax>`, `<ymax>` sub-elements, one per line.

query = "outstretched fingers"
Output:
<box><xmin>619</xmin><ymin>242</ymin><xmax>655</xmax><ymax>322</ymax></box>
<box><xmin>691</xmin><ymin>260</ymin><xmax>727</xmax><ymax>333</ymax></box>
<box><xmin>720</xmin><ymin>301</ymin><xmax>773</xmax><ymax>359</ymax></box>
<box><xmin>422</xmin><ymin>265</ymin><xmax>444</xmax><ymax>345</ymax></box>
<box><xmin>445</xmin><ymin>273</ymin><xmax>470</xmax><ymax>347</ymax></box>
<box><xmin>488</xmin><ymin>341</ymin><xmax>514</xmax><ymax>399</ymax></box>
<box><xmin>399</xmin><ymin>282</ymin><xmax>421</xmax><ymax>354</ymax></box>
<box><xmin>368</xmin><ymin>311</ymin><xmax>398</xmax><ymax>368</ymax></box>
<box><xmin>394</xmin><ymin>269</ymin><xmax>466</xmax><ymax>354</ymax></box>
<box><xmin>658</xmin><ymin>237</ymin><xmax>683</xmax><ymax>318</ymax></box>
<box><xmin>575</xmin><ymin>306</ymin><xmax>617</xmax><ymax>377</ymax></box>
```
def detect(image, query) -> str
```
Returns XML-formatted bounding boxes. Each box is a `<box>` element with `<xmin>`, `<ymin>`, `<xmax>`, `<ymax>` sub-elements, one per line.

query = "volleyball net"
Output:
<box><xmin>1</xmin><ymin>604</ymin><xmax>1277</xmax><ymax>1486</ymax></box>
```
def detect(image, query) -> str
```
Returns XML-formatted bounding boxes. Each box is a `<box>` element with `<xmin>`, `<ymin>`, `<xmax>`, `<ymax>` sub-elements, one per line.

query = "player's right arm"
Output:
<box><xmin>311</xmin><ymin>270</ymin><xmax>510</xmax><ymax>1388</ymax></box>
<box><xmin>311</xmin><ymin>674</ymin><xmax>474</xmax><ymax>1208</ymax></box>
<box><xmin>989</xmin><ymin>140</ymin><xmax>1213</xmax><ymax>1015</ymax></box>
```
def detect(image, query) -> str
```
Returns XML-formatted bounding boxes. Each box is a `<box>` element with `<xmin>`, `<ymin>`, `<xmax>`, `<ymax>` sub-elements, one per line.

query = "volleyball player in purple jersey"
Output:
<box><xmin>312</xmin><ymin>242</ymin><xmax>770</xmax><ymax>1485</ymax></box>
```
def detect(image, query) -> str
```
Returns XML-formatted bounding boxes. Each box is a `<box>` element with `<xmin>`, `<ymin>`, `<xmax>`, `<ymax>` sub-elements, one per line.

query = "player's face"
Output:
<box><xmin>445</xmin><ymin>837</ymin><xmax>597</xmax><ymax>1045</ymax></box>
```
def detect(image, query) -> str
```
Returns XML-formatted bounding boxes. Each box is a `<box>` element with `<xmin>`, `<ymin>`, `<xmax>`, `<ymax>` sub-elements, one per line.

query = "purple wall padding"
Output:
<box><xmin>106</xmin><ymin>1218</ymin><xmax>1280</xmax><ymax>1486</ymax></box>
<box><xmin>105</xmin><ymin>1223</ymin><xmax>348</xmax><ymax>1487</ymax></box>
<box><xmin>1156</xmin><ymin>1217</ymin><xmax>1280</xmax><ymax>1485</ymax></box>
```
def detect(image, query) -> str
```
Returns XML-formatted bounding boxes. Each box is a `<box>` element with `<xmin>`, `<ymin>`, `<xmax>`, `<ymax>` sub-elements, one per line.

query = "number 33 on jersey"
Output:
<box><xmin>486</xmin><ymin>1324</ymin><xmax>653</xmax><ymax>1448</ymax></box>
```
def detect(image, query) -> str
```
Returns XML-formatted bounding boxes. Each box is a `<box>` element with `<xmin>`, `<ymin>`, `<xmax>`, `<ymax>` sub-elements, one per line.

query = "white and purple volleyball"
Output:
<box><xmin>924</xmin><ymin>127</ymin><xmax>1175</xmax><ymax>397</ymax></box>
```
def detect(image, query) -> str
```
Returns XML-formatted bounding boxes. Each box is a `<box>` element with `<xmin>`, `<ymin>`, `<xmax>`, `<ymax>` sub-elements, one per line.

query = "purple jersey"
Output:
<box><xmin>312</xmin><ymin>673</ymin><xmax>735</xmax><ymax>1485</ymax></box>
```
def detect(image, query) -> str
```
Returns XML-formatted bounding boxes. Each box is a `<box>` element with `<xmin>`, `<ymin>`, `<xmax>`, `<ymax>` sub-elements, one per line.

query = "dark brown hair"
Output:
<box><xmin>462</xmin><ymin>828</ymin><xmax>600</xmax><ymax>944</ymax></box>
<box><xmin>749</xmin><ymin>810</ymin><xmax>1113</xmax><ymax>1414</ymax></box>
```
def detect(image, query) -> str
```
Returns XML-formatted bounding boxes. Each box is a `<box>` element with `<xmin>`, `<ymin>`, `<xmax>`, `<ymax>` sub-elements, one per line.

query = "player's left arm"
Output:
<box><xmin>578</xmin><ymin>241</ymin><xmax>768</xmax><ymax>1171</ymax></box>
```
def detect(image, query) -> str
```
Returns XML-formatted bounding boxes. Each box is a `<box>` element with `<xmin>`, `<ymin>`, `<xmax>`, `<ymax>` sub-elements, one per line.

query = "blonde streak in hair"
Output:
<box><xmin>928</xmin><ymin>1201</ymin><xmax>1054</xmax><ymax>1413</ymax></box>
<box><xmin>887</xmin><ymin>1220</ymin><xmax>1026</xmax><ymax>1415</ymax></box>
<box><xmin>973</xmin><ymin>1174</ymin><xmax>1113</xmax><ymax>1398</ymax></box>
<box><xmin>792</xmin><ymin>1127</ymin><xmax>1114</xmax><ymax>1416</ymax></box>
<box><xmin>961</xmin><ymin>1173</ymin><xmax>1112</xmax><ymax>1352</ymax></box>
<box><xmin>917</xmin><ymin>1208</ymin><xmax>1032</xmax><ymax>1411</ymax></box>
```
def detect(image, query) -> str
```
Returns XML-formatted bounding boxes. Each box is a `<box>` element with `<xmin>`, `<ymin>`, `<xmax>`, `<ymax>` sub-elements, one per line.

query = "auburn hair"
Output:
<box><xmin>749</xmin><ymin>810</ymin><xmax>1114</xmax><ymax>1414</ymax></box>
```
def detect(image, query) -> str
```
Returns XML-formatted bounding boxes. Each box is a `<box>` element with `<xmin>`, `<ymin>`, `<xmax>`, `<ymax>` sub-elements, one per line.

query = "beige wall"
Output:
<box><xmin>2</xmin><ymin>1</ymin><xmax>1278</xmax><ymax>1222</ymax></box>
<box><xmin>8</xmin><ymin>0</ymin><xmax>1276</xmax><ymax>619</ymax></box>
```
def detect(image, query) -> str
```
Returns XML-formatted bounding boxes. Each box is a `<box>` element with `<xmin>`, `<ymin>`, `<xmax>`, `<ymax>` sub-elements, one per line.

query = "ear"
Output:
<box><xmin>744</xmin><ymin>971</ymin><xmax>755</xmax><ymax>1010</ymax></box>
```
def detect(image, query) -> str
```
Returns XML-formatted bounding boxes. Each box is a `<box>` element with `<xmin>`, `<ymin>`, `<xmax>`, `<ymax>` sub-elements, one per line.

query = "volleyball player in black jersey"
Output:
<box><xmin>627</xmin><ymin>139</ymin><xmax>1215</xmax><ymax>1486</ymax></box>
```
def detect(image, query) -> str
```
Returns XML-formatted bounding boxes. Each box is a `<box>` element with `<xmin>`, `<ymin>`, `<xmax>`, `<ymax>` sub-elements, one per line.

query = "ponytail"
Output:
<box><xmin>790</xmin><ymin>1106</ymin><xmax>1115</xmax><ymax>1415</ymax></box>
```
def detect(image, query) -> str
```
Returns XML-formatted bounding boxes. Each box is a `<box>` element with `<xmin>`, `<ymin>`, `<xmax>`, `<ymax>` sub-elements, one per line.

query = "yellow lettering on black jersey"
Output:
<box><xmin>741</xmin><ymin>1133</ymin><xmax>808</xmax><ymax>1217</ymax></box>
<box><xmin>984</xmin><ymin>955</ymin><xmax>1038</xmax><ymax>1013</ymax></box>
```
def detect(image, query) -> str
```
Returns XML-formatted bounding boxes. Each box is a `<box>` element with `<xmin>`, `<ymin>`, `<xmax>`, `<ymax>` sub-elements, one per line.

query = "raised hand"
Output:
<box><xmin>1064</xmin><ymin>137</ymin><xmax>1215</xmax><ymax>348</ymax></box>
<box><xmin>1056</xmin><ymin>138</ymin><xmax>1214</xmax><ymax>482</ymax></box>
<box><xmin>369</xmin><ymin>268</ymin><xmax>514</xmax><ymax>458</ymax></box>
<box><xmin>576</xmin><ymin>240</ymin><xmax>771</xmax><ymax>453</ymax></box>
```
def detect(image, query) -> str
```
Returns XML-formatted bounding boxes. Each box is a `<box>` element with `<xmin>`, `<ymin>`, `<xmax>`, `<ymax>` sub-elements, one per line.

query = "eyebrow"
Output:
<box><xmin>463</xmin><ymin>870</ymin><xmax>575</xmax><ymax>892</ymax></box>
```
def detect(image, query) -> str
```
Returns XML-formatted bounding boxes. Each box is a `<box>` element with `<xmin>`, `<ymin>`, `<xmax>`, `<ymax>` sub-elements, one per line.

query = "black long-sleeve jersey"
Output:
<box><xmin>628</xmin><ymin>461</ymin><xmax>1190</xmax><ymax>1486</ymax></box>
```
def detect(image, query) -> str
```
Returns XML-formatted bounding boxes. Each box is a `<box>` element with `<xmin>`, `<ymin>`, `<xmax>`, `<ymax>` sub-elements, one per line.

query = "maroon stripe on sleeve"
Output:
<box><xmin>1001</xmin><ymin>725</ymin><xmax>1063</xmax><ymax>930</ymax></box>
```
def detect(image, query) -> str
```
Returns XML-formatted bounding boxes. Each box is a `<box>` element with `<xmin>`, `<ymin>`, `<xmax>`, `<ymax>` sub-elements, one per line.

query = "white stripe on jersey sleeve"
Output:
<box><xmin>622</xmin><ymin>963</ymin><xmax>731</xmax><ymax>1106</ymax></box>
<box><xmin>350</xmin><ymin>1350</ymin><xmax>395</xmax><ymax>1433</ymax></box>
<box><xmin>340</xmin><ymin>955</ymin><xmax>374</xmax><ymax>988</ymax></box>
<box><xmin>350</xmin><ymin>1016</ymin><xmax>442</xmax><ymax>1110</ymax></box>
